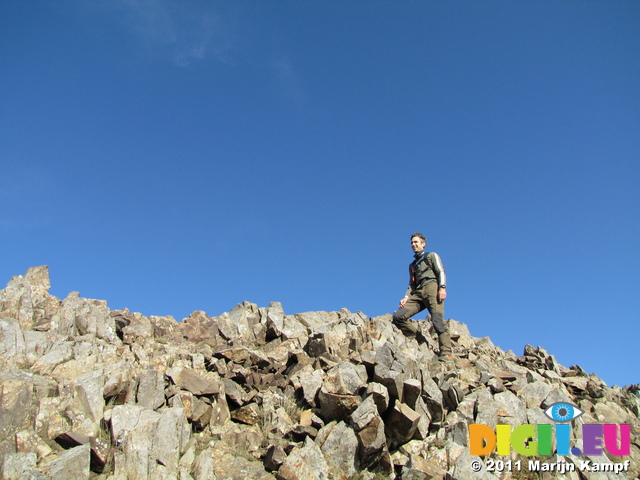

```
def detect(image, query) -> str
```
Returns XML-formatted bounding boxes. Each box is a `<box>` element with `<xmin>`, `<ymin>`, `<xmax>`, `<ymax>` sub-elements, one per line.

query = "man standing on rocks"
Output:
<box><xmin>392</xmin><ymin>233</ymin><xmax>453</xmax><ymax>360</ymax></box>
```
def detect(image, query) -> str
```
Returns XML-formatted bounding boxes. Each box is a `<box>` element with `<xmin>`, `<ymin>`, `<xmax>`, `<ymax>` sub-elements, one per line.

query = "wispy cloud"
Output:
<box><xmin>85</xmin><ymin>0</ymin><xmax>306</xmax><ymax>98</ymax></box>
<box><xmin>272</xmin><ymin>56</ymin><xmax>306</xmax><ymax>103</ymax></box>
<box><xmin>104</xmin><ymin>0</ymin><xmax>237</xmax><ymax>67</ymax></box>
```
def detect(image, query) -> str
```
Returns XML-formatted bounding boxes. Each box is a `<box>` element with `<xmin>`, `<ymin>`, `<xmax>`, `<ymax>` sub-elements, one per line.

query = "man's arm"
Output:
<box><xmin>430</xmin><ymin>252</ymin><xmax>447</xmax><ymax>302</ymax></box>
<box><xmin>399</xmin><ymin>295</ymin><xmax>409</xmax><ymax>308</ymax></box>
<box><xmin>400</xmin><ymin>262</ymin><xmax>414</xmax><ymax>307</ymax></box>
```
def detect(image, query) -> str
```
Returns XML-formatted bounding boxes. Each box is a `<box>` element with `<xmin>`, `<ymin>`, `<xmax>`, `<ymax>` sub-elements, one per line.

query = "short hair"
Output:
<box><xmin>410</xmin><ymin>232</ymin><xmax>426</xmax><ymax>243</ymax></box>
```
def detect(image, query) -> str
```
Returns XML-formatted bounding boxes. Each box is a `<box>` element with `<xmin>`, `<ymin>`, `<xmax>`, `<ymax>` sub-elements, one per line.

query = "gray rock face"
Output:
<box><xmin>277</xmin><ymin>437</ymin><xmax>329</xmax><ymax>480</ymax></box>
<box><xmin>0</xmin><ymin>266</ymin><xmax>639</xmax><ymax>479</ymax></box>
<box><xmin>386</xmin><ymin>403</ymin><xmax>421</xmax><ymax>449</ymax></box>
<box><xmin>316</xmin><ymin>421</ymin><xmax>358</xmax><ymax>479</ymax></box>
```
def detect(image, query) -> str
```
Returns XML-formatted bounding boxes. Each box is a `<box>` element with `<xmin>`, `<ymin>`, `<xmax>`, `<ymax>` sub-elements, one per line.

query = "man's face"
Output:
<box><xmin>411</xmin><ymin>236</ymin><xmax>426</xmax><ymax>253</ymax></box>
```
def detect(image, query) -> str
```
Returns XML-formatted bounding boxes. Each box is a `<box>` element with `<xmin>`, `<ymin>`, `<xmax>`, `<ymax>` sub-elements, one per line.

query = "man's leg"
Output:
<box><xmin>423</xmin><ymin>282</ymin><xmax>452</xmax><ymax>356</ymax></box>
<box><xmin>392</xmin><ymin>297</ymin><xmax>424</xmax><ymax>338</ymax></box>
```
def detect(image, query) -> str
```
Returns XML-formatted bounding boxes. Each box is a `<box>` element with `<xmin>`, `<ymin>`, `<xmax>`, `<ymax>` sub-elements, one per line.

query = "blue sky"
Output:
<box><xmin>1</xmin><ymin>1</ymin><xmax>638</xmax><ymax>388</ymax></box>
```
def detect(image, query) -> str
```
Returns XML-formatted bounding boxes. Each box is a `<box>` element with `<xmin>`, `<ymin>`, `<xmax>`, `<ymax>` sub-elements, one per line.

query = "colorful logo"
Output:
<box><xmin>469</xmin><ymin>402</ymin><xmax>630</xmax><ymax>457</ymax></box>
<box><xmin>544</xmin><ymin>402</ymin><xmax>584</xmax><ymax>422</ymax></box>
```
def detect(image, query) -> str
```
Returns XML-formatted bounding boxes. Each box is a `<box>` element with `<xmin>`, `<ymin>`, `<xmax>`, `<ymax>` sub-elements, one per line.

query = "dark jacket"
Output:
<box><xmin>405</xmin><ymin>251</ymin><xmax>446</xmax><ymax>297</ymax></box>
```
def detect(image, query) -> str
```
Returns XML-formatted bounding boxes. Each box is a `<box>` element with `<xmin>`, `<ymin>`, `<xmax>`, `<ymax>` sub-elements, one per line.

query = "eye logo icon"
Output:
<box><xmin>544</xmin><ymin>402</ymin><xmax>584</xmax><ymax>422</ymax></box>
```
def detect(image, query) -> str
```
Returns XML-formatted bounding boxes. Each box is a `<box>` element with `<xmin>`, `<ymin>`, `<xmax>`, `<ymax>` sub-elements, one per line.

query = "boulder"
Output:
<box><xmin>166</xmin><ymin>367</ymin><xmax>220</xmax><ymax>395</ymax></box>
<box><xmin>50</xmin><ymin>443</ymin><xmax>91</xmax><ymax>480</ymax></box>
<box><xmin>316</xmin><ymin>421</ymin><xmax>358</xmax><ymax>479</ymax></box>
<box><xmin>277</xmin><ymin>437</ymin><xmax>330</xmax><ymax>480</ymax></box>
<box><xmin>385</xmin><ymin>402</ymin><xmax>421</xmax><ymax>449</ymax></box>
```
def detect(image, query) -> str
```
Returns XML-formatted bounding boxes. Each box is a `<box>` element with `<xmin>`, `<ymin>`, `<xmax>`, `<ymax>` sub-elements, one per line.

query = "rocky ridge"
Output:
<box><xmin>0</xmin><ymin>266</ymin><xmax>639</xmax><ymax>480</ymax></box>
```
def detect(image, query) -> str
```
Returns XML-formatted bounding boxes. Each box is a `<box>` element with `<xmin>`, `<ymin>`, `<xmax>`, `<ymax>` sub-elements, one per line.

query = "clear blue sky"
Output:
<box><xmin>2</xmin><ymin>1</ymin><xmax>638</xmax><ymax>388</ymax></box>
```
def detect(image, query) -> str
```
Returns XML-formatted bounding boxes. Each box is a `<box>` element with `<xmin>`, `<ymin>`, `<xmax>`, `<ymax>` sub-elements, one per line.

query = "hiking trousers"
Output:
<box><xmin>392</xmin><ymin>281</ymin><xmax>452</xmax><ymax>355</ymax></box>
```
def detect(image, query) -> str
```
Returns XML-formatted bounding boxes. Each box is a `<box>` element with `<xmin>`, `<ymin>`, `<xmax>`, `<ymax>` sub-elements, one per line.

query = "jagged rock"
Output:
<box><xmin>317</xmin><ymin>386</ymin><xmax>362</xmax><ymax>423</ymax></box>
<box><xmin>401</xmin><ymin>452</ymin><xmax>446</xmax><ymax>479</ymax></box>
<box><xmin>562</xmin><ymin>375</ymin><xmax>589</xmax><ymax>392</ymax></box>
<box><xmin>209</xmin><ymin>393</ymin><xmax>231</xmax><ymax>428</ymax></box>
<box><xmin>217</xmin><ymin>421</ymin><xmax>263</xmax><ymax>457</ymax></box>
<box><xmin>289</xmin><ymin>424</ymin><xmax>318</xmax><ymax>442</ymax></box>
<box><xmin>594</xmin><ymin>401</ymin><xmax>631</xmax><ymax>424</ymax></box>
<box><xmin>211</xmin><ymin>301</ymin><xmax>264</xmax><ymax>345</ymax></box>
<box><xmin>280</xmin><ymin>314</ymin><xmax>308</xmax><ymax>341</ymax></box>
<box><xmin>180</xmin><ymin>310</ymin><xmax>221</xmax><ymax>346</ymax></box>
<box><xmin>148</xmin><ymin>314</ymin><xmax>182</xmax><ymax>344</ymax></box>
<box><xmin>272</xmin><ymin>406</ymin><xmax>296</xmax><ymax>436</ymax></box>
<box><xmin>30</xmin><ymin>339</ymin><xmax>74</xmax><ymax>375</ymax></box>
<box><xmin>350</xmin><ymin>395</ymin><xmax>379</xmax><ymax>432</ymax></box>
<box><xmin>277</xmin><ymin>436</ymin><xmax>329</xmax><ymax>480</ymax></box>
<box><xmin>298</xmin><ymin>409</ymin><xmax>314</xmax><ymax>427</ymax></box>
<box><xmin>521</xmin><ymin>379</ymin><xmax>555</xmax><ymax>408</ymax></box>
<box><xmin>412</xmin><ymin>396</ymin><xmax>432</xmax><ymax>440</ymax></box>
<box><xmin>386</xmin><ymin>402</ymin><xmax>421</xmax><ymax>449</ymax></box>
<box><xmin>166</xmin><ymin>366</ymin><xmax>220</xmax><ymax>395</ymax></box>
<box><xmin>316</xmin><ymin>421</ymin><xmax>358</xmax><ymax>479</ymax></box>
<box><xmin>486</xmin><ymin>376</ymin><xmax>506</xmax><ymax>393</ymax></box>
<box><xmin>223</xmin><ymin>378</ymin><xmax>248</xmax><ymax>406</ymax></box>
<box><xmin>541</xmin><ymin>387</ymin><xmax>573</xmax><ymax>409</ymax></box>
<box><xmin>265</xmin><ymin>444</ymin><xmax>287</xmax><ymax>471</ymax></box>
<box><xmin>121</xmin><ymin>322</ymin><xmax>154</xmax><ymax>345</ymax></box>
<box><xmin>110</xmin><ymin>404</ymin><xmax>190</xmax><ymax>477</ymax></box>
<box><xmin>0</xmin><ymin>318</ymin><xmax>28</xmax><ymax>366</ymax></box>
<box><xmin>364</xmin><ymin>382</ymin><xmax>389</xmax><ymax>414</ymax></box>
<box><xmin>136</xmin><ymin>368</ymin><xmax>166</xmax><ymax>410</ymax></box>
<box><xmin>0</xmin><ymin>266</ymin><xmax>639</xmax><ymax>480</ymax></box>
<box><xmin>3</xmin><ymin>452</ymin><xmax>38</xmax><ymax>480</ymax></box>
<box><xmin>305</xmin><ymin>333</ymin><xmax>329</xmax><ymax>358</ymax></box>
<box><xmin>182</xmin><ymin>394</ymin><xmax>208</xmax><ymax>427</ymax></box>
<box><xmin>66</xmin><ymin>370</ymin><xmax>106</xmax><ymax>437</ymax></box>
<box><xmin>264</xmin><ymin>302</ymin><xmax>286</xmax><ymax>338</ymax></box>
<box><xmin>322</xmin><ymin>361</ymin><xmax>367</xmax><ymax>396</ymax></box>
<box><xmin>50</xmin><ymin>443</ymin><xmax>91</xmax><ymax>480</ymax></box>
<box><xmin>350</xmin><ymin>397</ymin><xmax>387</xmax><ymax>468</ymax></box>
<box><xmin>440</xmin><ymin>377</ymin><xmax>469</xmax><ymax>411</ymax></box>
<box><xmin>154</xmin><ymin>407</ymin><xmax>191</xmax><ymax>470</ymax></box>
<box><xmin>374</xmin><ymin>366</ymin><xmax>407</xmax><ymax>405</ymax></box>
<box><xmin>391</xmin><ymin>449</ymin><xmax>410</xmax><ymax>472</ymax></box>
<box><xmin>0</xmin><ymin>368</ymin><xmax>58</xmax><ymax>470</ymax></box>
<box><xmin>230</xmin><ymin>402</ymin><xmax>260</xmax><ymax>425</ymax></box>
<box><xmin>15</xmin><ymin>429</ymin><xmax>53</xmax><ymax>460</ymax></box>
<box><xmin>0</xmin><ymin>266</ymin><xmax>59</xmax><ymax>332</ymax></box>
<box><xmin>450</xmin><ymin>449</ymin><xmax>499</xmax><ymax>479</ymax></box>
<box><xmin>356</xmin><ymin>416</ymin><xmax>387</xmax><ymax>470</ymax></box>
<box><xmin>420</xmin><ymin>373</ymin><xmax>445</xmax><ymax>425</ymax></box>
<box><xmin>587</xmin><ymin>375</ymin><xmax>608</xmax><ymax>399</ymax></box>
<box><xmin>54</xmin><ymin>431</ymin><xmax>110</xmax><ymax>473</ymax></box>
<box><xmin>403</xmin><ymin>378</ymin><xmax>422</xmax><ymax>409</ymax></box>
<box><xmin>192</xmin><ymin>445</ymin><xmax>275</xmax><ymax>480</ymax></box>
<box><xmin>293</xmin><ymin>366</ymin><xmax>325</xmax><ymax>406</ymax></box>
<box><xmin>58</xmin><ymin>292</ymin><xmax>118</xmax><ymax>343</ymax></box>
<box><xmin>526</xmin><ymin>406</ymin><xmax>551</xmax><ymax>426</ymax></box>
<box><xmin>494</xmin><ymin>390</ymin><xmax>527</xmax><ymax>427</ymax></box>
<box><xmin>473</xmin><ymin>387</ymin><xmax>500</xmax><ymax>429</ymax></box>
<box><xmin>216</xmin><ymin>345</ymin><xmax>269</xmax><ymax>368</ymax></box>
<box><xmin>447</xmin><ymin>319</ymin><xmax>475</xmax><ymax>350</ymax></box>
<box><xmin>402</xmin><ymin>441</ymin><xmax>462</xmax><ymax>477</ymax></box>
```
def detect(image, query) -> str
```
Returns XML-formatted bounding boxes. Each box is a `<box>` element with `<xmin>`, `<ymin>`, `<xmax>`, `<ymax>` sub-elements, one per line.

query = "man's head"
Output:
<box><xmin>410</xmin><ymin>233</ymin><xmax>426</xmax><ymax>253</ymax></box>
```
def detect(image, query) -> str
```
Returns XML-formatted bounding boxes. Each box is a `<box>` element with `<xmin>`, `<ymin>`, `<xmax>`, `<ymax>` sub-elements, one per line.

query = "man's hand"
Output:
<box><xmin>399</xmin><ymin>296</ymin><xmax>408</xmax><ymax>308</ymax></box>
<box><xmin>438</xmin><ymin>288</ymin><xmax>447</xmax><ymax>303</ymax></box>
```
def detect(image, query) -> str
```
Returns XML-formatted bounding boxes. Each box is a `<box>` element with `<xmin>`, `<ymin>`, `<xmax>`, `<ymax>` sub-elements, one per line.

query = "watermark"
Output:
<box><xmin>469</xmin><ymin>458</ymin><xmax>631</xmax><ymax>474</ymax></box>
<box><xmin>469</xmin><ymin>422</ymin><xmax>631</xmax><ymax>456</ymax></box>
<box><xmin>468</xmin><ymin>401</ymin><xmax>631</xmax><ymax>472</ymax></box>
